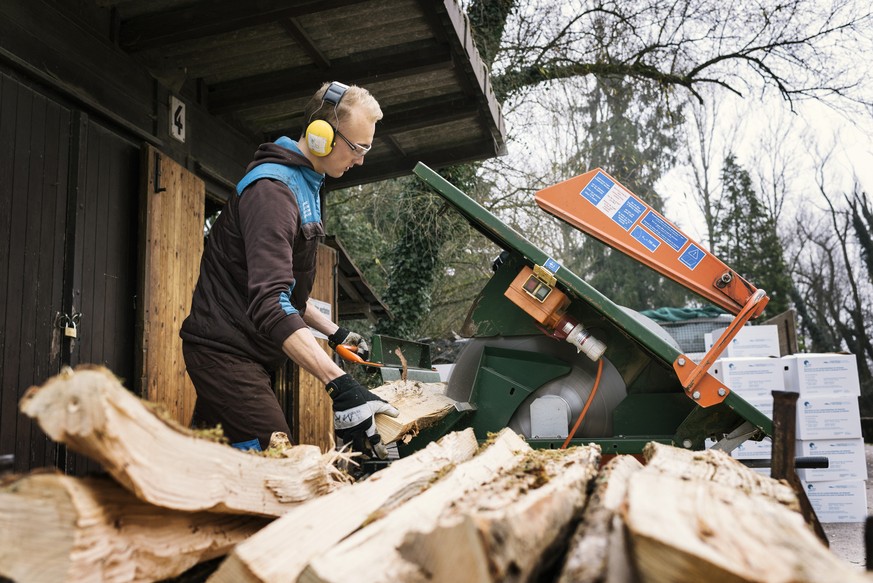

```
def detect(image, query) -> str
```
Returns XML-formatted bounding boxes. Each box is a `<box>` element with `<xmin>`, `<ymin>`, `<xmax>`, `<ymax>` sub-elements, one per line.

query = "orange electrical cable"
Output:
<box><xmin>561</xmin><ymin>358</ymin><xmax>604</xmax><ymax>449</ymax></box>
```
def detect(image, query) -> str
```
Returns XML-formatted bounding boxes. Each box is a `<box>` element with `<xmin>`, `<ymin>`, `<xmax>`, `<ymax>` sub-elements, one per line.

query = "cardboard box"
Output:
<box><xmin>796</xmin><ymin>396</ymin><xmax>862</xmax><ymax>440</ymax></box>
<box><xmin>782</xmin><ymin>353</ymin><xmax>860</xmax><ymax>396</ymax></box>
<box><xmin>730</xmin><ymin>439</ymin><xmax>773</xmax><ymax>476</ymax></box>
<box><xmin>802</xmin><ymin>480</ymin><xmax>868</xmax><ymax>523</ymax></box>
<box><xmin>712</xmin><ymin>357</ymin><xmax>784</xmax><ymax>402</ymax></box>
<box><xmin>731</xmin><ymin>438</ymin><xmax>772</xmax><ymax>460</ymax></box>
<box><xmin>797</xmin><ymin>438</ymin><xmax>868</xmax><ymax>482</ymax></box>
<box><xmin>705</xmin><ymin>325</ymin><xmax>780</xmax><ymax>358</ymax></box>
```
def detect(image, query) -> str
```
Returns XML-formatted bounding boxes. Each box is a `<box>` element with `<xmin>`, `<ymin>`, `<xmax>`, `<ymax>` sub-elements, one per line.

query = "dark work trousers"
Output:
<box><xmin>182</xmin><ymin>343</ymin><xmax>291</xmax><ymax>451</ymax></box>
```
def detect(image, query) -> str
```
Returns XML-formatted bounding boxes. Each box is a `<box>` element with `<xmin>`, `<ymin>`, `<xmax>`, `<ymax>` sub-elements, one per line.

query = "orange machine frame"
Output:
<box><xmin>535</xmin><ymin>168</ymin><xmax>770</xmax><ymax>407</ymax></box>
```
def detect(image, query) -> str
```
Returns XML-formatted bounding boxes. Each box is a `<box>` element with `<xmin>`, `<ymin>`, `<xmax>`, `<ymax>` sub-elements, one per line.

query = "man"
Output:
<box><xmin>180</xmin><ymin>81</ymin><xmax>398</xmax><ymax>456</ymax></box>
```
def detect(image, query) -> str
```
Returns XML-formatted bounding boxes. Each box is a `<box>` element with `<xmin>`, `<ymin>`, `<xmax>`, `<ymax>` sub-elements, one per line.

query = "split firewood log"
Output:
<box><xmin>0</xmin><ymin>470</ymin><xmax>269</xmax><ymax>583</ymax></box>
<box><xmin>301</xmin><ymin>431</ymin><xmax>601</xmax><ymax>583</ymax></box>
<box><xmin>623</xmin><ymin>469</ymin><xmax>872</xmax><ymax>583</ymax></box>
<box><xmin>370</xmin><ymin>380</ymin><xmax>456</xmax><ymax>444</ymax></box>
<box><xmin>19</xmin><ymin>365</ymin><xmax>349</xmax><ymax>517</ymax></box>
<box><xmin>299</xmin><ymin>428</ymin><xmax>530</xmax><ymax>583</ymax></box>
<box><xmin>396</xmin><ymin>445</ymin><xmax>602</xmax><ymax>583</ymax></box>
<box><xmin>210</xmin><ymin>428</ymin><xmax>480</xmax><ymax>583</ymax></box>
<box><xmin>557</xmin><ymin>454</ymin><xmax>644</xmax><ymax>583</ymax></box>
<box><xmin>642</xmin><ymin>442</ymin><xmax>799</xmax><ymax>511</ymax></box>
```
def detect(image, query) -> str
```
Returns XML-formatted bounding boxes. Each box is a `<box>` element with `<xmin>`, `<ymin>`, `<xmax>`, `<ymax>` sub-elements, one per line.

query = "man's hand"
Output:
<box><xmin>328</xmin><ymin>327</ymin><xmax>370</xmax><ymax>361</ymax></box>
<box><xmin>326</xmin><ymin>374</ymin><xmax>399</xmax><ymax>459</ymax></box>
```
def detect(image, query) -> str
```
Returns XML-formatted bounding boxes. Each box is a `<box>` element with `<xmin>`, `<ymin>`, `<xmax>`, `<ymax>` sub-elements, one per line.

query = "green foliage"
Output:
<box><xmin>713</xmin><ymin>154</ymin><xmax>793</xmax><ymax>317</ymax></box>
<box><xmin>371</xmin><ymin>167</ymin><xmax>477</xmax><ymax>339</ymax></box>
<box><xmin>567</xmin><ymin>75</ymin><xmax>691</xmax><ymax>310</ymax></box>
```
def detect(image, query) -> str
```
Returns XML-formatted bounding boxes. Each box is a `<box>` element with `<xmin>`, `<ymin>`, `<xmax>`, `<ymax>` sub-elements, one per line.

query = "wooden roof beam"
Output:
<box><xmin>119</xmin><ymin>0</ymin><xmax>369</xmax><ymax>52</ymax></box>
<box><xmin>208</xmin><ymin>40</ymin><xmax>452</xmax><ymax>114</ymax></box>
<box><xmin>279</xmin><ymin>18</ymin><xmax>330</xmax><ymax>70</ymax></box>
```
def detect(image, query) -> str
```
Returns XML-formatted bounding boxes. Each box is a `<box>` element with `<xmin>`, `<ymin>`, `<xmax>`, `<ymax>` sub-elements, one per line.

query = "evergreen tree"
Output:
<box><xmin>714</xmin><ymin>154</ymin><xmax>793</xmax><ymax>316</ymax></box>
<box><xmin>570</xmin><ymin>74</ymin><xmax>690</xmax><ymax>310</ymax></box>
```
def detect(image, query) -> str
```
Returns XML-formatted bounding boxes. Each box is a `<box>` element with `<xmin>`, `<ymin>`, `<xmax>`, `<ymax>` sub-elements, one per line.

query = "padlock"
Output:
<box><xmin>64</xmin><ymin>321</ymin><xmax>77</xmax><ymax>338</ymax></box>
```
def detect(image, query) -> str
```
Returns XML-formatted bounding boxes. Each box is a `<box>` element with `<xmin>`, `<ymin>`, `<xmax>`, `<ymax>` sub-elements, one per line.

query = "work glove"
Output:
<box><xmin>328</xmin><ymin>327</ymin><xmax>370</xmax><ymax>361</ymax></box>
<box><xmin>326</xmin><ymin>373</ymin><xmax>399</xmax><ymax>459</ymax></box>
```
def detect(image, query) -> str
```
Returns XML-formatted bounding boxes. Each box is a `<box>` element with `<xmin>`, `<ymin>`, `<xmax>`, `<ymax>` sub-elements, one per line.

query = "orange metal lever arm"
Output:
<box><xmin>673</xmin><ymin>289</ymin><xmax>770</xmax><ymax>407</ymax></box>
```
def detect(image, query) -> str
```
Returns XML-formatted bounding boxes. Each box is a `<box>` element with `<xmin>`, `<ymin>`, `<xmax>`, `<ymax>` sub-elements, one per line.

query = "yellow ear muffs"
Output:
<box><xmin>306</xmin><ymin>119</ymin><xmax>336</xmax><ymax>157</ymax></box>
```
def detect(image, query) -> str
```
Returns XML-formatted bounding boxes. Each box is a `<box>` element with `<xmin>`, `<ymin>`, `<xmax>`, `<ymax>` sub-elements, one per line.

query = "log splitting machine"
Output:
<box><xmin>374</xmin><ymin>163</ymin><xmax>775</xmax><ymax>457</ymax></box>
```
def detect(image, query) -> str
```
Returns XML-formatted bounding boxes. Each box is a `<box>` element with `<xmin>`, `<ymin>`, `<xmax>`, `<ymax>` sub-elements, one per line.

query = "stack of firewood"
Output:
<box><xmin>1</xmin><ymin>366</ymin><xmax>868</xmax><ymax>583</ymax></box>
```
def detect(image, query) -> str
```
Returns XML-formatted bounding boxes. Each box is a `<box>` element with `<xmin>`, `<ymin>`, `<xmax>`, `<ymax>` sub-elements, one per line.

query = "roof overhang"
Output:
<box><xmin>117</xmin><ymin>0</ymin><xmax>506</xmax><ymax>190</ymax></box>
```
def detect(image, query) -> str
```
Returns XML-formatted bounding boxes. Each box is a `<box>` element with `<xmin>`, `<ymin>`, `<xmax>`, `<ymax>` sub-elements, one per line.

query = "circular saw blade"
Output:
<box><xmin>447</xmin><ymin>335</ymin><xmax>626</xmax><ymax>439</ymax></box>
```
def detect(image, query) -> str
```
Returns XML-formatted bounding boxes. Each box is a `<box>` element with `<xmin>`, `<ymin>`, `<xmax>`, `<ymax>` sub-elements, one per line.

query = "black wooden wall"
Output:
<box><xmin>0</xmin><ymin>69</ymin><xmax>139</xmax><ymax>474</ymax></box>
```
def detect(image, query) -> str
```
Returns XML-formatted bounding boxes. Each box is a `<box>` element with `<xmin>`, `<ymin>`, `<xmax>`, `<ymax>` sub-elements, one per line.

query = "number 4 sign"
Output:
<box><xmin>170</xmin><ymin>95</ymin><xmax>186</xmax><ymax>143</ymax></box>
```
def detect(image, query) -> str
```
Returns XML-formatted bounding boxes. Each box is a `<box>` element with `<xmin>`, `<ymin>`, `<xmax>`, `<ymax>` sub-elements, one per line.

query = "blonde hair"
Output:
<box><xmin>302</xmin><ymin>82</ymin><xmax>382</xmax><ymax>136</ymax></box>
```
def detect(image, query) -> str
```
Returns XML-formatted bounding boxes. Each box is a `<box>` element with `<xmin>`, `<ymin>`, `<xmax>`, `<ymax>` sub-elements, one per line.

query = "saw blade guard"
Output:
<box><xmin>447</xmin><ymin>335</ymin><xmax>626</xmax><ymax>439</ymax></box>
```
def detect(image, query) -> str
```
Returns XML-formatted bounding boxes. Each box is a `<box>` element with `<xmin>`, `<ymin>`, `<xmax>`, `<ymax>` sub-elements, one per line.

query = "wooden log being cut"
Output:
<box><xmin>300</xmin><ymin>428</ymin><xmax>531</xmax><ymax>583</ymax></box>
<box><xmin>623</xmin><ymin>470</ymin><xmax>871</xmax><ymax>583</ymax></box>
<box><xmin>19</xmin><ymin>365</ymin><xmax>348</xmax><ymax>517</ymax></box>
<box><xmin>302</xmin><ymin>435</ymin><xmax>602</xmax><ymax>583</ymax></box>
<box><xmin>211</xmin><ymin>428</ymin><xmax>480</xmax><ymax>583</ymax></box>
<box><xmin>642</xmin><ymin>442</ymin><xmax>799</xmax><ymax>511</ymax></box>
<box><xmin>370</xmin><ymin>380</ymin><xmax>456</xmax><ymax>444</ymax></box>
<box><xmin>0</xmin><ymin>471</ymin><xmax>269</xmax><ymax>583</ymax></box>
<box><xmin>557</xmin><ymin>454</ymin><xmax>644</xmax><ymax>583</ymax></box>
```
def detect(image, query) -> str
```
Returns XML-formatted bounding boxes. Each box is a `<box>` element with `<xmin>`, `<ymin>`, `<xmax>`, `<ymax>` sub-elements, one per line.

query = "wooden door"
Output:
<box><xmin>0</xmin><ymin>72</ymin><xmax>70</xmax><ymax>472</ymax></box>
<box><xmin>137</xmin><ymin>145</ymin><xmax>204</xmax><ymax>426</ymax></box>
<box><xmin>0</xmin><ymin>71</ymin><xmax>140</xmax><ymax>474</ymax></box>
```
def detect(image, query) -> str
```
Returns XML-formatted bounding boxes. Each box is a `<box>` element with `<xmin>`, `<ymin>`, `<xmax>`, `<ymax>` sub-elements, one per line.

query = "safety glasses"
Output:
<box><xmin>335</xmin><ymin>128</ymin><xmax>372</xmax><ymax>157</ymax></box>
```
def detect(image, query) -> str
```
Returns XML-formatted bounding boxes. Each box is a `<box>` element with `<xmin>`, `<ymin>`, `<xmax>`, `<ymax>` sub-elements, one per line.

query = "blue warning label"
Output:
<box><xmin>579</xmin><ymin>173</ymin><xmax>615</xmax><ymax>206</ymax></box>
<box><xmin>631</xmin><ymin>226</ymin><xmax>660</xmax><ymax>252</ymax></box>
<box><xmin>580</xmin><ymin>172</ymin><xmax>646</xmax><ymax>231</ymax></box>
<box><xmin>640</xmin><ymin>211</ymin><xmax>688</xmax><ymax>251</ymax></box>
<box><xmin>543</xmin><ymin>257</ymin><xmax>561</xmax><ymax>274</ymax></box>
<box><xmin>679</xmin><ymin>244</ymin><xmax>706</xmax><ymax>270</ymax></box>
<box><xmin>614</xmin><ymin>197</ymin><xmax>646</xmax><ymax>230</ymax></box>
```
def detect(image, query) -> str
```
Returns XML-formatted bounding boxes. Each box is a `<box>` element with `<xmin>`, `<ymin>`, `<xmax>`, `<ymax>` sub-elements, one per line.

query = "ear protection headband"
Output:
<box><xmin>306</xmin><ymin>81</ymin><xmax>349</xmax><ymax>157</ymax></box>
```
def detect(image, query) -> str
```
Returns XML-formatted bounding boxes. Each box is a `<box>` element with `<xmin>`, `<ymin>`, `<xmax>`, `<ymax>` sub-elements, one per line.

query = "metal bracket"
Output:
<box><xmin>673</xmin><ymin>289</ymin><xmax>769</xmax><ymax>407</ymax></box>
<box><xmin>709</xmin><ymin>421</ymin><xmax>761</xmax><ymax>453</ymax></box>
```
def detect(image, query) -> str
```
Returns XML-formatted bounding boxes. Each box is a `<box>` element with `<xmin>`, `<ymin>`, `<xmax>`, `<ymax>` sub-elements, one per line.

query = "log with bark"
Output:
<box><xmin>370</xmin><ymin>379</ymin><xmax>456</xmax><ymax>444</ymax></box>
<box><xmin>557</xmin><ymin>454</ymin><xmax>643</xmax><ymax>583</ymax></box>
<box><xmin>0</xmin><ymin>471</ymin><xmax>270</xmax><ymax>583</ymax></box>
<box><xmin>19</xmin><ymin>365</ymin><xmax>349</xmax><ymax>517</ymax></box>
<box><xmin>300</xmin><ymin>430</ymin><xmax>601</xmax><ymax>583</ymax></box>
<box><xmin>211</xmin><ymin>428</ymin><xmax>480</xmax><ymax>583</ymax></box>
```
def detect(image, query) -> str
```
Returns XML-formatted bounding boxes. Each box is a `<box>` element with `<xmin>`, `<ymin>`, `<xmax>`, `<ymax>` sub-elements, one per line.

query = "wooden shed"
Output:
<box><xmin>0</xmin><ymin>0</ymin><xmax>505</xmax><ymax>473</ymax></box>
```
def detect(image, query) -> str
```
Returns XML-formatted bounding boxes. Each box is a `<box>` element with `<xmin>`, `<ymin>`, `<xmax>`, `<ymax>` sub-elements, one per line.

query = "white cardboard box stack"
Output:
<box><xmin>707</xmin><ymin>325</ymin><xmax>867</xmax><ymax>523</ymax></box>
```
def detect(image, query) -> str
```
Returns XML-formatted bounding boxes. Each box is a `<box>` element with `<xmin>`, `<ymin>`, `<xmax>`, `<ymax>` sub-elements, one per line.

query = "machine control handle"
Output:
<box><xmin>737</xmin><ymin>456</ymin><xmax>829</xmax><ymax>469</ymax></box>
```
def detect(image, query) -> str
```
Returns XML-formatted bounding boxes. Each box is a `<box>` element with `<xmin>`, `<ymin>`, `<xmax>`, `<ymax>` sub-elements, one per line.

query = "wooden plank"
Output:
<box><xmin>300</xmin><ymin>428</ymin><xmax>531</xmax><ymax>583</ymax></box>
<box><xmin>293</xmin><ymin>244</ymin><xmax>337</xmax><ymax>451</ymax></box>
<box><xmin>0</xmin><ymin>471</ymin><xmax>270</xmax><ymax>583</ymax></box>
<box><xmin>20</xmin><ymin>365</ymin><xmax>348</xmax><ymax>517</ymax></box>
<box><xmin>138</xmin><ymin>144</ymin><xmax>204</xmax><ymax>426</ymax></box>
<box><xmin>212</xmin><ymin>428</ymin><xmax>480</xmax><ymax>583</ymax></box>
